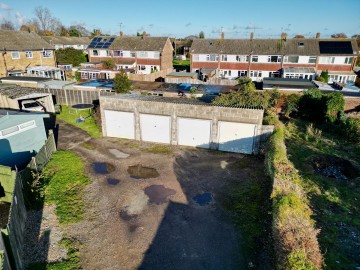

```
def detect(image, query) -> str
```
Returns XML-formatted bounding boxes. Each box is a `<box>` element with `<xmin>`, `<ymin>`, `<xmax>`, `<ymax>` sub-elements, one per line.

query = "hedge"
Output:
<box><xmin>265</xmin><ymin>115</ymin><xmax>323</xmax><ymax>269</ymax></box>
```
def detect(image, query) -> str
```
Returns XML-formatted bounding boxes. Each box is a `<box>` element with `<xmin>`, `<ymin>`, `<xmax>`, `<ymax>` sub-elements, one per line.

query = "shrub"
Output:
<box><xmin>305</xmin><ymin>123</ymin><xmax>322</xmax><ymax>144</ymax></box>
<box><xmin>323</xmin><ymin>92</ymin><xmax>345</xmax><ymax>123</ymax></box>
<box><xmin>319</xmin><ymin>70</ymin><xmax>329</xmax><ymax>83</ymax></box>
<box><xmin>113</xmin><ymin>69</ymin><xmax>132</xmax><ymax>94</ymax></box>
<box><xmin>265</xmin><ymin>117</ymin><xmax>323</xmax><ymax>269</ymax></box>
<box><xmin>284</xmin><ymin>94</ymin><xmax>300</xmax><ymax>117</ymax></box>
<box><xmin>213</xmin><ymin>79</ymin><xmax>280</xmax><ymax>109</ymax></box>
<box><xmin>340</xmin><ymin>117</ymin><xmax>360</xmax><ymax>143</ymax></box>
<box><xmin>55</xmin><ymin>48</ymin><xmax>87</xmax><ymax>66</ymax></box>
<box><xmin>103</xmin><ymin>59</ymin><xmax>115</xmax><ymax>69</ymax></box>
<box><xmin>298</xmin><ymin>89</ymin><xmax>345</xmax><ymax>123</ymax></box>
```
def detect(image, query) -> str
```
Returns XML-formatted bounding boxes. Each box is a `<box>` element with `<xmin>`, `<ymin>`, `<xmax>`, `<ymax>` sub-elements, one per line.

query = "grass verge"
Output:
<box><xmin>285</xmin><ymin>119</ymin><xmax>360</xmax><ymax>269</ymax></box>
<box><xmin>144</xmin><ymin>145</ymin><xmax>173</xmax><ymax>154</ymax></box>
<box><xmin>42</xmin><ymin>150</ymin><xmax>90</xmax><ymax>224</ymax></box>
<box><xmin>57</xmin><ymin>105</ymin><xmax>101</xmax><ymax>138</ymax></box>
<box><xmin>222</xmin><ymin>157</ymin><xmax>274</xmax><ymax>268</ymax></box>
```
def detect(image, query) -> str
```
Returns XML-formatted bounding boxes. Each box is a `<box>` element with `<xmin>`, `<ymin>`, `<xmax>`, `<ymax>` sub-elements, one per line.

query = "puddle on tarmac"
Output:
<box><xmin>106</xmin><ymin>178</ymin><xmax>120</xmax><ymax>186</ymax></box>
<box><xmin>193</xmin><ymin>193</ymin><xmax>213</xmax><ymax>206</ymax></box>
<box><xmin>127</xmin><ymin>164</ymin><xmax>159</xmax><ymax>179</ymax></box>
<box><xmin>119</xmin><ymin>210</ymin><xmax>137</xmax><ymax>221</ymax></box>
<box><xmin>92</xmin><ymin>162</ymin><xmax>115</xmax><ymax>174</ymax></box>
<box><xmin>144</xmin><ymin>185</ymin><xmax>176</xmax><ymax>205</ymax></box>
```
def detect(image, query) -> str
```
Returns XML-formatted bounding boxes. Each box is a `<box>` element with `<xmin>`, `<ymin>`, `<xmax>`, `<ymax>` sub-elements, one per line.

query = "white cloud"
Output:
<box><xmin>15</xmin><ymin>11</ymin><xmax>26</xmax><ymax>25</ymax></box>
<box><xmin>0</xmin><ymin>3</ymin><xmax>12</xmax><ymax>10</ymax></box>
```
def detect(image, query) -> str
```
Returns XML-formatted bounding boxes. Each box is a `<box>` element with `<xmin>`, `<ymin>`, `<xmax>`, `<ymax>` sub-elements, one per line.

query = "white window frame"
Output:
<box><xmin>130</xmin><ymin>51</ymin><xmax>136</xmax><ymax>58</ymax></box>
<box><xmin>192</xmin><ymin>54</ymin><xmax>199</xmax><ymax>62</ymax></box>
<box><xmin>92</xmin><ymin>50</ymin><xmax>99</xmax><ymax>56</ymax></box>
<box><xmin>268</xmin><ymin>55</ymin><xmax>282</xmax><ymax>63</ymax></box>
<box><xmin>251</xmin><ymin>56</ymin><xmax>258</xmax><ymax>62</ymax></box>
<box><xmin>319</xmin><ymin>57</ymin><xmax>335</xmax><ymax>64</ymax></box>
<box><xmin>238</xmin><ymin>70</ymin><xmax>247</xmax><ymax>77</ymax></box>
<box><xmin>0</xmin><ymin>120</ymin><xmax>36</xmax><ymax>138</ymax></box>
<box><xmin>284</xmin><ymin>56</ymin><xmax>299</xmax><ymax>63</ymax></box>
<box><xmin>113</xmin><ymin>50</ymin><xmax>123</xmax><ymax>57</ymax></box>
<box><xmin>154</xmin><ymin>52</ymin><xmax>160</xmax><ymax>59</ymax></box>
<box><xmin>308</xmin><ymin>56</ymin><xmax>316</xmax><ymax>64</ymax></box>
<box><xmin>89</xmin><ymin>72</ymin><xmax>98</xmax><ymax>79</ymax></box>
<box><xmin>11</xmin><ymin>51</ymin><xmax>20</xmax><ymax>59</ymax></box>
<box><xmin>106</xmin><ymin>50</ymin><xmax>111</xmax><ymax>57</ymax></box>
<box><xmin>221</xmin><ymin>55</ymin><xmax>227</xmax><ymax>61</ymax></box>
<box><xmin>138</xmin><ymin>65</ymin><xmax>146</xmax><ymax>71</ymax></box>
<box><xmin>250</xmin><ymin>71</ymin><xmax>262</xmax><ymax>77</ymax></box>
<box><xmin>42</xmin><ymin>50</ymin><xmax>53</xmax><ymax>58</ymax></box>
<box><xmin>206</xmin><ymin>54</ymin><xmax>218</xmax><ymax>62</ymax></box>
<box><xmin>25</xmin><ymin>51</ymin><xmax>33</xmax><ymax>58</ymax></box>
<box><xmin>344</xmin><ymin>57</ymin><xmax>353</xmax><ymax>64</ymax></box>
<box><xmin>138</xmin><ymin>51</ymin><xmax>148</xmax><ymax>58</ymax></box>
<box><xmin>80</xmin><ymin>72</ymin><xmax>89</xmax><ymax>80</ymax></box>
<box><xmin>236</xmin><ymin>55</ymin><xmax>249</xmax><ymax>62</ymax></box>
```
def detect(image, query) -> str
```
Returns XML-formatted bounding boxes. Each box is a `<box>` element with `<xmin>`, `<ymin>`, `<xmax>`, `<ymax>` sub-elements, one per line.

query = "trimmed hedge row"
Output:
<box><xmin>265</xmin><ymin>116</ymin><xmax>323</xmax><ymax>270</ymax></box>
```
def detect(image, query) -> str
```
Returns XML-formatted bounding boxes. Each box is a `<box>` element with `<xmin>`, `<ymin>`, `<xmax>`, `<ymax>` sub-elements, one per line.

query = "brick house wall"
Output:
<box><xmin>160</xmin><ymin>38</ymin><xmax>174</xmax><ymax>70</ymax></box>
<box><xmin>0</xmin><ymin>50</ymin><xmax>56</xmax><ymax>77</ymax></box>
<box><xmin>317</xmin><ymin>64</ymin><xmax>353</xmax><ymax>72</ymax></box>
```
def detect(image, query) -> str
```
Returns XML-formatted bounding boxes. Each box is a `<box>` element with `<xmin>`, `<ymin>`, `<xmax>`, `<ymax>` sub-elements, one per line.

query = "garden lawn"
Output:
<box><xmin>57</xmin><ymin>105</ymin><xmax>101</xmax><ymax>138</ymax></box>
<box><xmin>285</xmin><ymin>119</ymin><xmax>360</xmax><ymax>269</ymax></box>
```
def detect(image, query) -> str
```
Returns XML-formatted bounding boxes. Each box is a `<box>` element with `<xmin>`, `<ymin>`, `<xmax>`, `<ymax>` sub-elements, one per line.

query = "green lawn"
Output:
<box><xmin>173</xmin><ymin>59</ymin><xmax>190</xmax><ymax>66</ymax></box>
<box><xmin>285</xmin><ymin>119</ymin><xmax>360</xmax><ymax>269</ymax></box>
<box><xmin>42</xmin><ymin>150</ymin><xmax>90</xmax><ymax>224</ymax></box>
<box><xmin>57</xmin><ymin>105</ymin><xmax>102</xmax><ymax>138</ymax></box>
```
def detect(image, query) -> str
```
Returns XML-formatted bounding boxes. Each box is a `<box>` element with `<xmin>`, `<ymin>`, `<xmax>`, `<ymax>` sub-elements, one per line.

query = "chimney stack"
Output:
<box><xmin>316</xmin><ymin>32</ymin><xmax>321</xmax><ymax>39</ymax></box>
<box><xmin>281</xmin><ymin>32</ymin><xmax>287</xmax><ymax>40</ymax></box>
<box><xmin>95</xmin><ymin>30</ymin><xmax>100</xmax><ymax>36</ymax></box>
<box><xmin>142</xmin><ymin>31</ymin><xmax>147</xmax><ymax>39</ymax></box>
<box><xmin>120</xmin><ymin>31</ymin><xmax>124</xmax><ymax>37</ymax></box>
<box><xmin>221</xmin><ymin>32</ymin><xmax>224</xmax><ymax>40</ymax></box>
<box><xmin>250</xmin><ymin>32</ymin><xmax>254</xmax><ymax>41</ymax></box>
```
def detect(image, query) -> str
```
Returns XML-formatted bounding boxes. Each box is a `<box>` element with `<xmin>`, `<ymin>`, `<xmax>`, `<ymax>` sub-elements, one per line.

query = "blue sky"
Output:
<box><xmin>1</xmin><ymin>0</ymin><xmax>359</xmax><ymax>38</ymax></box>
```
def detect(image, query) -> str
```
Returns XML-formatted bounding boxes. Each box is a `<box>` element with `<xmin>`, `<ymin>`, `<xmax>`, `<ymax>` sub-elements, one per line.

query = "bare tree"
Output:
<box><xmin>34</xmin><ymin>6</ymin><xmax>61</xmax><ymax>34</ymax></box>
<box><xmin>0</xmin><ymin>19</ymin><xmax>15</xmax><ymax>30</ymax></box>
<box><xmin>331</xmin><ymin>33</ymin><xmax>348</xmax><ymax>38</ymax></box>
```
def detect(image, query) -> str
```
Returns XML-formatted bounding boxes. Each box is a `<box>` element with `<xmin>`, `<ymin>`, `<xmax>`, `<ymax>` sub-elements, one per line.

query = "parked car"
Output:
<box><xmin>21</xmin><ymin>100</ymin><xmax>46</xmax><ymax>112</ymax></box>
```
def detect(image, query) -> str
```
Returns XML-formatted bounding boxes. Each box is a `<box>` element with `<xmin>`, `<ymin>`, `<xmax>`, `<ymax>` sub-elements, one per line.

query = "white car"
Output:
<box><xmin>21</xmin><ymin>100</ymin><xmax>46</xmax><ymax>112</ymax></box>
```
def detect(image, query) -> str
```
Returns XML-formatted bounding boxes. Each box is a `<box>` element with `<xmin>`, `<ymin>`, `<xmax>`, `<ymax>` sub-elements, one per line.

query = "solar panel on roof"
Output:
<box><xmin>319</xmin><ymin>41</ymin><xmax>353</xmax><ymax>54</ymax></box>
<box><xmin>89</xmin><ymin>37</ymin><xmax>115</xmax><ymax>50</ymax></box>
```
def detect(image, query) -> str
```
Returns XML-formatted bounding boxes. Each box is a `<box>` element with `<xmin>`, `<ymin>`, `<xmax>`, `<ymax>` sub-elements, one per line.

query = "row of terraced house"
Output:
<box><xmin>0</xmin><ymin>29</ymin><xmax>358</xmax><ymax>84</ymax></box>
<box><xmin>189</xmin><ymin>32</ymin><xmax>358</xmax><ymax>84</ymax></box>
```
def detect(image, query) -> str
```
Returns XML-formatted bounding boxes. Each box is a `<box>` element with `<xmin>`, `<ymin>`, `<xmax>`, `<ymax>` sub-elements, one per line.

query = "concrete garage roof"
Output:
<box><xmin>0</xmin><ymin>76</ymin><xmax>51</xmax><ymax>83</ymax></box>
<box><xmin>102</xmin><ymin>93</ymin><xmax>263</xmax><ymax>110</ymax></box>
<box><xmin>0</xmin><ymin>84</ymin><xmax>49</xmax><ymax>99</ymax></box>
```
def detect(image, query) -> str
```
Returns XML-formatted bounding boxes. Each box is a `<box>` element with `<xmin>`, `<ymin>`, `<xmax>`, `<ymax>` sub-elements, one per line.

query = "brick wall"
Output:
<box><xmin>317</xmin><ymin>64</ymin><xmax>353</xmax><ymax>72</ymax></box>
<box><xmin>160</xmin><ymin>38</ymin><xmax>174</xmax><ymax>70</ymax></box>
<box><xmin>0</xmin><ymin>50</ymin><xmax>56</xmax><ymax>77</ymax></box>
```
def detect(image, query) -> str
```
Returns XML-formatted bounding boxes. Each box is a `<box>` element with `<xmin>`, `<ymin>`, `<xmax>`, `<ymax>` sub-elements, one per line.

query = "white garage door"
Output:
<box><xmin>140</xmin><ymin>114</ymin><xmax>171</xmax><ymax>143</ymax></box>
<box><xmin>178</xmin><ymin>118</ymin><xmax>211</xmax><ymax>148</ymax></box>
<box><xmin>218</xmin><ymin>122</ymin><xmax>256</xmax><ymax>154</ymax></box>
<box><xmin>104</xmin><ymin>110</ymin><xmax>135</xmax><ymax>139</ymax></box>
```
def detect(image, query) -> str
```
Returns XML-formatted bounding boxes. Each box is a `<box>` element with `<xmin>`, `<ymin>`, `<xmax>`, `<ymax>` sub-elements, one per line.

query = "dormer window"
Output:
<box><xmin>298</xmin><ymin>42</ymin><xmax>304</xmax><ymax>47</ymax></box>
